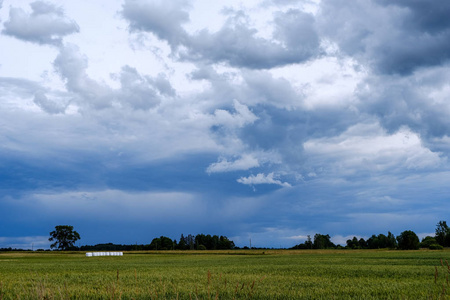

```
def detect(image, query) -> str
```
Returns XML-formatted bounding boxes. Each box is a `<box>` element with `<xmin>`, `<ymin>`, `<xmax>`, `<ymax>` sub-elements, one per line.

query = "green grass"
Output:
<box><xmin>0</xmin><ymin>249</ymin><xmax>449</xmax><ymax>299</ymax></box>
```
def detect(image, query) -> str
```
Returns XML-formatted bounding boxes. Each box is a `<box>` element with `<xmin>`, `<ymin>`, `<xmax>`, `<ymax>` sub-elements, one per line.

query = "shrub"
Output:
<box><xmin>428</xmin><ymin>243</ymin><xmax>444</xmax><ymax>250</ymax></box>
<box><xmin>420</xmin><ymin>236</ymin><xmax>438</xmax><ymax>248</ymax></box>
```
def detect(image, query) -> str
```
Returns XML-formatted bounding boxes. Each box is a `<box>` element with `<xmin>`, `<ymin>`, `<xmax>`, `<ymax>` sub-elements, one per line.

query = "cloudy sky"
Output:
<box><xmin>1</xmin><ymin>0</ymin><xmax>450</xmax><ymax>249</ymax></box>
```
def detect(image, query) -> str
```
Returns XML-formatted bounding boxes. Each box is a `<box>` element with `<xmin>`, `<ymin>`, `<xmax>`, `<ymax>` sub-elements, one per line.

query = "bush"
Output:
<box><xmin>420</xmin><ymin>236</ymin><xmax>438</xmax><ymax>248</ymax></box>
<box><xmin>428</xmin><ymin>243</ymin><xmax>444</xmax><ymax>250</ymax></box>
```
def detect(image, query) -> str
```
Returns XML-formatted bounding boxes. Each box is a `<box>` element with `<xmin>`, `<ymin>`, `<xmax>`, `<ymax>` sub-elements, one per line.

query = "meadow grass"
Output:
<box><xmin>0</xmin><ymin>249</ymin><xmax>449</xmax><ymax>299</ymax></box>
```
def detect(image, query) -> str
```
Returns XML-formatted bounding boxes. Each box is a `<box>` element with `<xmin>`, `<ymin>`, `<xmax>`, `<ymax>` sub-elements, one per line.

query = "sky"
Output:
<box><xmin>1</xmin><ymin>0</ymin><xmax>450</xmax><ymax>249</ymax></box>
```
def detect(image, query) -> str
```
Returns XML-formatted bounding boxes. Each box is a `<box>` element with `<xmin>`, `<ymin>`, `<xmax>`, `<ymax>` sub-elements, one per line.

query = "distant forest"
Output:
<box><xmin>79</xmin><ymin>234</ymin><xmax>236</xmax><ymax>251</ymax></box>
<box><xmin>1</xmin><ymin>221</ymin><xmax>449</xmax><ymax>252</ymax></box>
<box><xmin>0</xmin><ymin>234</ymin><xmax>236</xmax><ymax>252</ymax></box>
<box><xmin>291</xmin><ymin>221</ymin><xmax>450</xmax><ymax>250</ymax></box>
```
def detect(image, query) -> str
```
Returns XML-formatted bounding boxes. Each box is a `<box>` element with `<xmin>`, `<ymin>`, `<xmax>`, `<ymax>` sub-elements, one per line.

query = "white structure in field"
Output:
<box><xmin>86</xmin><ymin>252</ymin><xmax>123</xmax><ymax>257</ymax></box>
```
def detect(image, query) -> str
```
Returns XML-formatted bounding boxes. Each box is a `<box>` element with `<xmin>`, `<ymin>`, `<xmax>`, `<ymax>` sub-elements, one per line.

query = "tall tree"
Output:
<box><xmin>49</xmin><ymin>225</ymin><xmax>80</xmax><ymax>250</ymax></box>
<box><xmin>435</xmin><ymin>221</ymin><xmax>450</xmax><ymax>247</ymax></box>
<box><xmin>177</xmin><ymin>234</ymin><xmax>187</xmax><ymax>250</ymax></box>
<box><xmin>187</xmin><ymin>234</ymin><xmax>195</xmax><ymax>250</ymax></box>
<box><xmin>387</xmin><ymin>232</ymin><xmax>397</xmax><ymax>249</ymax></box>
<box><xmin>305</xmin><ymin>235</ymin><xmax>313</xmax><ymax>249</ymax></box>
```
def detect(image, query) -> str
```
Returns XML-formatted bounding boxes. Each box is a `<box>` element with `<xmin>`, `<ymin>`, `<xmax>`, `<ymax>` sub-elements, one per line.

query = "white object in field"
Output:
<box><xmin>86</xmin><ymin>252</ymin><xmax>123</xmax><ymax>257</ymax></box>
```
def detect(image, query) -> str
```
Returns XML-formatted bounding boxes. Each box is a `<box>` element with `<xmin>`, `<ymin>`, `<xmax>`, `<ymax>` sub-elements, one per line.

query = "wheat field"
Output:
<box><xmin>0</xmin><ymin>249</ymin><xmax>449</xmax><ymax>299</ymax></box>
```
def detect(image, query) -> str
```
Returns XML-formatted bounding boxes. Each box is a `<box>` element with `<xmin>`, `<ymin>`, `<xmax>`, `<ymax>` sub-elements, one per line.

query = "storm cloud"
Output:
<box><xmin>319</xmin><ymin>0</ymin><xmax>450</xmax><ymax>74</ymax></box>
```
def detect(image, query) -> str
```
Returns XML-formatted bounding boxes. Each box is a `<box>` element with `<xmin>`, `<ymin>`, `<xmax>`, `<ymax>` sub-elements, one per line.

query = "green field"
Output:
<box><xmin>0</xmin><ymin>249</ymin><xmax>449</xmax><ymax>299</ymax></box>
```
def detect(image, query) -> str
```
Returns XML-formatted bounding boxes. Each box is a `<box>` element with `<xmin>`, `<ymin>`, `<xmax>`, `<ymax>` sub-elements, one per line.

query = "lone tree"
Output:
<box><xmin>49</xmin><ymin>225</ymin><xmax>80</xmax><ymax>250</ymax></box>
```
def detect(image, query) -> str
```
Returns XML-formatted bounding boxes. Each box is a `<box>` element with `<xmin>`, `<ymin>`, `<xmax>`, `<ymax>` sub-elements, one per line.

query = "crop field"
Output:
<box><xmin>0</xmin><ymin>249</ymin><xmax>449</xmax><ymax>299</ymax></box>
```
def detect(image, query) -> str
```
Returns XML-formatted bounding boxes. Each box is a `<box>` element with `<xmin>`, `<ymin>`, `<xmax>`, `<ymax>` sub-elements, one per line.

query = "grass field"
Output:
<box><xmin>0</xmin><ymin>249</ymin><xmax>449</xmax><ymax>299</ymax></box>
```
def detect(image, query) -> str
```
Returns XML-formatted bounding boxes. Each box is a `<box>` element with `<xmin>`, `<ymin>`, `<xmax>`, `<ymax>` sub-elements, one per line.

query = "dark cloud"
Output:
<box><xmin>2</xmin><ymin>1</ymin><xmax>79</xmax><ymax>46</ymax></box>
<box><xmin>376</xmin><ymin>35</ymin><xmax>450</xmax><ymax>75</ymax></box>
<box><xmin>182</xmin><ymin>9</ymin><xmax>320</xmax><ymax>69</ymax></box>
<box><xmin>356</xmin><ymin>68</ymin><xmax>450</xmax><ymax>141</ymax></box>
<box><xmin>236</xmin><ymin>103</ymin><xmax>360</xmax><ymax>175</ymax></box>
<box><xmin>189</xmin><ymin>64</ymin><xmax>360</xmax><ymax>178</ymax></box>
<box><xmin>121</xmin><ymin>0</ymin><xmax>190</xmax><ymax>48</ymax></box>
<box><xmin>122</xmin><ymin>4</ymin><xmax>320</xmax><ymax>69</ymax></box>
<box><xmin>376</xmin><ymin>0</ymin><xmax>450</xmax><ymax>33</ymax></box>
<box><xmin>0</xmin><ymin>156</ymin><xmax>101</xmax><ymax>195</ymax></box>
<box><xmin>189</xmin><ymin>66</ymin><xmax>307</xmax><ymax>155</ymax></box>
<box><xmin>319</xmin><ymin>0</ymin><xmax>450</xmax><ymax>74</ymax></box>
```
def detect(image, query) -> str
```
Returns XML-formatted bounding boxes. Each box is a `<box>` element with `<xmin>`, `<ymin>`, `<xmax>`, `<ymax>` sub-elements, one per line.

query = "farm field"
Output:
<box><xmin>0</xmin><ymin>249</ymin><xmax>449</xmax><ymax>299</ymax></box>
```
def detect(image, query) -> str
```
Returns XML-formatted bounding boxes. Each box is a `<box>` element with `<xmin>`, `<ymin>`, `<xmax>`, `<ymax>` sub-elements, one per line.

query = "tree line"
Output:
<box><xmin>46</xmin><ymin>226</ymin><xmax>236</xmax><ymax>251</ymax></box>
<box><xmin>291</xmin><ymin>221</ymin><xmax>450</xmax><ymax>250</ymax></box>
<box><xmin>78</xmin><ymin>234</ymin><xmax>236</xmax><ymax>251</ymax></box>
<box><xmin>2</xmin><ymin>221</ymin><xmax>450</xmax><ymax>252</ymax></box>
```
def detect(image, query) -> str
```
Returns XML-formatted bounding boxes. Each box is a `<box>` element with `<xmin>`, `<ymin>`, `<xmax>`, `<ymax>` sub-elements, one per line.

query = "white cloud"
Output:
<box><xmin>207</xmin><ymin>154</ymin><xmax>259</xmax><ymax>173</ymax></box>
<box><xmin>237</xmin><ymin>172</ymin><xmax>291</xmax><ymax>187</ymax></box>
<box><xmin>53</xmin><ymin>44</ymin><xmax>113</xmax><ymax>109</ymax></box>
<box><xmin>331</xmin><ymin>235</ymin><xmax>363</xmax><ymax>246</ymax></box>
<box><xmin>213</xmin><ymin>100</ymin><xmax>258</xmax><ymax>128</ymax></box>
<box><xmin>2</xmin><ymin>1</ymin><xmax>79</xmax><ymax>46</ymax></box>
<box><xmin>286</xmin><ymin>234</ymin><xmax>310</xmax><ymax>241</ymax></box>
<box><xmin>304</xmin><ymin>122</ymin><xmax>444</xmax><ymax>174</ymax></box>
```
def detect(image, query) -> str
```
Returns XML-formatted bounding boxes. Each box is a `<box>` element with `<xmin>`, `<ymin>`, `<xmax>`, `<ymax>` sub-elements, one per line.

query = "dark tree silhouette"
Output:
<box><xmin>49</xmin><ymin>225</ymin><xmax>80</xmax><ymax>250</ymax></box>
<box><xmin>396</xmin><ymin>230</ymin><xmax>420</xmax><ymax>250</ymax></box>
<box><xmin>435</xmin><ymin>221</ymin><xmax>450</xmax><ymax>247</ymax></box>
